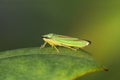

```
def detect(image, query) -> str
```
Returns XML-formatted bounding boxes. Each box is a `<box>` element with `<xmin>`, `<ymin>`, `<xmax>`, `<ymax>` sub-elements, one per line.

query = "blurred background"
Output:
<box><xmin>0</xmin><ymin>0</ymin><xmax>120</xmax><ymax>80</ymax></box>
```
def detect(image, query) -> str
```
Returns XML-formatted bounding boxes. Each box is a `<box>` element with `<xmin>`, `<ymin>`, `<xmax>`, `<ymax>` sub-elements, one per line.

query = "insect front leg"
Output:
<box><xmin>40</xmin><ymin>42</ymin><xmax>47</xmax><ymax>48</ymax></box>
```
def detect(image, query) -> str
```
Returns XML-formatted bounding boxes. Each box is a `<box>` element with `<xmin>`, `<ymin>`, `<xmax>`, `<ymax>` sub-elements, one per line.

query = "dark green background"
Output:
<box><xmin>0</xmin><ymin>0</ymin><xmax>120</xmax><ymax>80</ymax></box>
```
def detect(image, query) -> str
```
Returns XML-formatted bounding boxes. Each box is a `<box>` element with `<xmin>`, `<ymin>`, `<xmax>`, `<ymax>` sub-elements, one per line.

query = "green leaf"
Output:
<box><xmin>0</xmin><ymin>47</ymin><xmax>107</xmax><ymax>80</ymax></box>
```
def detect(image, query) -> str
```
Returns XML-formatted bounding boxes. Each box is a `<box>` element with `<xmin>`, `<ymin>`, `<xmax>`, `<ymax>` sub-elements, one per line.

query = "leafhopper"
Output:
<box><xmin>40</xmin><ymin>33</ymin><xmax>91</xmax><ymax>52</ymax></box>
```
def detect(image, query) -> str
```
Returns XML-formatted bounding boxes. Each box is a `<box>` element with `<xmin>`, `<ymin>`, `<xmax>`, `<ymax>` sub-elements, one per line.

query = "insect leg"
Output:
<box><xmin>50</xmin><ymin>44</ymin><xmax>59</xmax><ymax>52</ymax></box>
<box><xmin>51</xmin><ymin>45</ymin><xmax>59</xmax><ymax>52</ymax></box>
<box><xmin>53</xmin><ymin>46</ymin><xmax>60</xmax><ymax>52</ymax></box>
<box><xmin>63</xmin><ymin>45</ymin><xmax>77</xmax><ymax>51</ymax></box>
<box><xmin>40</xmin><ymin>42</ymin><xmax>47</xmax><ymax>48</ymax></box>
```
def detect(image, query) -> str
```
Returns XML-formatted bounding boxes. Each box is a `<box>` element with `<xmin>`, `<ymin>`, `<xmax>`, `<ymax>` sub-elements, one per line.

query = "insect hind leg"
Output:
<box><xmin>63</xmin><ymin>45</ymin><xmax>77</xmax><ymax>51</ymax></box>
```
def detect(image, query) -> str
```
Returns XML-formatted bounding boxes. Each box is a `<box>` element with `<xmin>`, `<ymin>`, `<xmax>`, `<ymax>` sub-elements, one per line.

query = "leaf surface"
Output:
<box><xmin>0</xmin><ymin>47</ymin><xmax>107</xmax><ymax>80</ymax></box>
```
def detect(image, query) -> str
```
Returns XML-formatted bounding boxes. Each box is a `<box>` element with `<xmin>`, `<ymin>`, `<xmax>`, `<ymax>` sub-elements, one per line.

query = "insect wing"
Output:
<box><xmin>53</xmin><ymin>35</ymin><xmax>90</xmax><ymax>48</ymax></box>
<box><xmin>53</xmin><ymin>34</ymin><xmax>79</xmax><ymax>40</ymax></box>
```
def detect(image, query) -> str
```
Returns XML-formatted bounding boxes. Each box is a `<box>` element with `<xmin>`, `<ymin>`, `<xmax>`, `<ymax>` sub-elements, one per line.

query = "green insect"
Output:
<box><xmin>40</xmin><ymin>33</ymin><xmax>91</xmax><ymax>52</ymax></box>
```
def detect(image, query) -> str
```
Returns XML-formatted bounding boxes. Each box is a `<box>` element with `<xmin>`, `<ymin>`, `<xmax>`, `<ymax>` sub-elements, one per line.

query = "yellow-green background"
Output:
<box><xmin>0</xmin><ymin>0</ymin><xmax>120</xmax><ymax>80</ymax></box>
